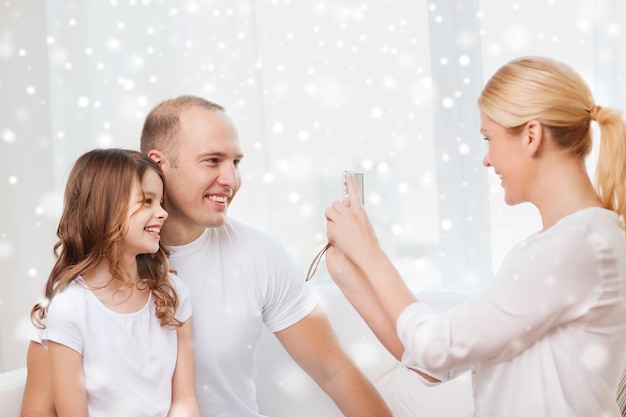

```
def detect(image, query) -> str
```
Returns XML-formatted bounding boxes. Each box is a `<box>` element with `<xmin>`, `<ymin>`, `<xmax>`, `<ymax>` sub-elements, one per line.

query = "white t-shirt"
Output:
<box><xmin>397</xmin><ymin>207</ymin><xmax>626</xmax><ymax>416</ymax></box>
<box><xmin>168</xmin><ymin>218</ymin><xmax>320</xmax><ymax>417</ymax></box>
<box><xmin>41</xmin><ymin>273</ymin><xmax>192</xmax><ymax>417</ymax></box>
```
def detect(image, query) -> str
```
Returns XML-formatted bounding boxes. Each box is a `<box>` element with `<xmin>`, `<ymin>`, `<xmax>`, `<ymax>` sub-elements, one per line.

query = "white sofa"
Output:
<box><xmin>0</xmin><ymin>367</ymin><xmax>26</xmax><ymax>417</ymax></box>
<box><xmin>0</xmin><ymin>289</ymin><xmax>474</xmax><ymax>416</ymax></box>
<box><xmin>255</xmin><ymin>288</ymin><xmax>474</xmax><ymax>416</ymax></box>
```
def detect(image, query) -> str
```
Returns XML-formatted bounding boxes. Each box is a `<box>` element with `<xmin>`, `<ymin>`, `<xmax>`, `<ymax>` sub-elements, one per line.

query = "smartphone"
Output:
<box><xmin>342</xmin><ymin>171</ymin><xmax>364</xmax><ymax>204</ymax></box>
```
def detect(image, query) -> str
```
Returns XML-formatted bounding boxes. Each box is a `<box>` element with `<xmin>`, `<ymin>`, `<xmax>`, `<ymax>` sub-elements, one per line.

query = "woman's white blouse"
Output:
<box><xmin>397</xmin><ymin>207</ymin><xmax>626</xmax><ymax>416</ymax></box>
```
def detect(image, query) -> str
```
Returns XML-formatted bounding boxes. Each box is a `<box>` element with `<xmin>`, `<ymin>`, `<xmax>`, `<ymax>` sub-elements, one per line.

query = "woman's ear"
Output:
<box><xmin>525</xmin><ymin>120</ymin><xmax>543</xmax><ymax>157</ymax></box>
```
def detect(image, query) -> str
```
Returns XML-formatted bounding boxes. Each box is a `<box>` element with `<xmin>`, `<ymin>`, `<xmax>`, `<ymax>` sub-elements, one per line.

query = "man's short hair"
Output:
<box><xmin>140</xmin><ymin>95</ymin><xmax>224</xmax><ymax>166</ymax></box>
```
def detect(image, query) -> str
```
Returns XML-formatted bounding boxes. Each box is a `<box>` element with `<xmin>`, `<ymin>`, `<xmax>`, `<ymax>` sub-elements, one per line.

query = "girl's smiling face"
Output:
<box><xmin>123</xmin><ymin>168</ymin><xmax>168</xmax><ymax>259</ymax></box>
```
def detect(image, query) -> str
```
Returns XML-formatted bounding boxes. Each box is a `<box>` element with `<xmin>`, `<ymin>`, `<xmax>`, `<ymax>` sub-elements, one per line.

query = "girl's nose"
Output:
<box><xmin>158</xmin><ymin>205</ymin><xmax>168</xmax><ymax>220</ymax></box>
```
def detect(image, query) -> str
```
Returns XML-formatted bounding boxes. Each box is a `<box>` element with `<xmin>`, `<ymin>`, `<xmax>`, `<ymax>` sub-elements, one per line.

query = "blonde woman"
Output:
<box><xmin>325</xmin><ymin>57</ymin><xmax>626</xmax><ymax>416</ymax></box>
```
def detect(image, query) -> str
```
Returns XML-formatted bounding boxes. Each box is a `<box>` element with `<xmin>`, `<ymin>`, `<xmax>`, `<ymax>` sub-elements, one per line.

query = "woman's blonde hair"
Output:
<box><xmin>31</xmin><ymin>149</ymin><xmax>181</xmax><ymax>328</ymax></box>
<box><xmin>478</xmin><ymin>56</ymin><xmax>626</xmax><ymax>228</ymax></box>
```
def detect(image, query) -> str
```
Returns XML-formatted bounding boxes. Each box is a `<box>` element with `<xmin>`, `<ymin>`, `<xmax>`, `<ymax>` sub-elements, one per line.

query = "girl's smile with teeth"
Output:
<box><xmin>145</xmin><ymin>226</ymin><xmax>161</xmax><ymax>235</ymax></box>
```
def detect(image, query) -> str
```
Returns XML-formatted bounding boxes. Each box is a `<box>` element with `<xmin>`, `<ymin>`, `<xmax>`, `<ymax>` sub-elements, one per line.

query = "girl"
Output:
<box><xmin>31</xmin><ymin>148</ymin><xmax>199</xmax><ymax>417</ymax></box>
<box><xmin>324</xmin><ymin>57</ymin><xmax>626</xmax><ymax>416</ymax></box>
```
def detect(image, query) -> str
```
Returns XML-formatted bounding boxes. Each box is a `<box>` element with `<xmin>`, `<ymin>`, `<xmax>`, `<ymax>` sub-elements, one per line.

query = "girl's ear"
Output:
<box><xmin>525</xmin><ymin>120</ymin><xmax>543</xmax><ymax>157</ymax></box>
<box><xmin>147</xmin><ymin>150</ymin><xmax>165</xmax><ymax>167</ymax></box>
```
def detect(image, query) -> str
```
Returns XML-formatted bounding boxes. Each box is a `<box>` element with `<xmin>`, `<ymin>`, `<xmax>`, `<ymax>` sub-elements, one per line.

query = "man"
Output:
<box><xmin>21</xmin><ymin>95</ymin><xmax>392</xmax><ymax>417</ymax></box>
<box><xmin>141</xmin><ymin>95</ymin><xmax>391</xmax><ymax>417</ymax></box>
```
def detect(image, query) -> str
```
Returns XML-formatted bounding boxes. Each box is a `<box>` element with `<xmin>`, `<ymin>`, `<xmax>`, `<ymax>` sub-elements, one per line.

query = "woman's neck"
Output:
<box><xmin>531</xmin><ymin>157</ymin><xmax>603</xmax><ymax>230</ymax></box>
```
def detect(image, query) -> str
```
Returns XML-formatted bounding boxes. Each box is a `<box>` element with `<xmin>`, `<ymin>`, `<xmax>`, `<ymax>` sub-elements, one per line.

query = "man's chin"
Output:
<box><xmin>206</xmin><ymin>214</ymin><xmax>228</xmax><ymax>228</ymax></box>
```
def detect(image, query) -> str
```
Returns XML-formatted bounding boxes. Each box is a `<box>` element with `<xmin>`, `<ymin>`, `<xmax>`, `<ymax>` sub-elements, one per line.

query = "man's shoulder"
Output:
<box><xmin>220</xmin><ymin>218</ymin><xmax>288</xmax><ymax>258</ymax></box>
<box><xmin>223</xmin><ymin>217</ymin><xmax>278</xmax><ymax>242</ymax></box>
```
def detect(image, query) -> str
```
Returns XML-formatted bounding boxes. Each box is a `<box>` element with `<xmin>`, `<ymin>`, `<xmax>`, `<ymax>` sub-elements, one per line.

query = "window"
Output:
<box><xmin>0</xmin><ymin>0</ymin><xmax>624</xmax><ymax>374</ymax></box>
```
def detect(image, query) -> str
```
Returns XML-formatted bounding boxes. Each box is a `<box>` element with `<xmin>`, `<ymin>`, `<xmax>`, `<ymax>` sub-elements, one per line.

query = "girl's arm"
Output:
<box><xmin>21</xmin><ymin>341</ymin><xmax>57</xmax><ymax>417</ymax></box>
<box><xmin>168</xmin><ymin>318</ymin><xmax>200</xmax><ymax>417</ymax></box>
<box><xmin>48</xmin><ymin>341</ymin><xmax>88</xmax><ymax>417</ymax></box>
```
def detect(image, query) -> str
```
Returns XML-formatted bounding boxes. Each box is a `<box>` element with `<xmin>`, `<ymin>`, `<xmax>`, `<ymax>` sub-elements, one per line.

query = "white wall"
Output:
<box><xmin>0</xmin><ymin>0</ymin><xmax>57</xmax><ymax>373</ymax></box>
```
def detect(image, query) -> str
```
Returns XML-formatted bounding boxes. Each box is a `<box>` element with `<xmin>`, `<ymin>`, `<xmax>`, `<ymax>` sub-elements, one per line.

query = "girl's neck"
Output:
<box><xmin>82</xmin><ymin>258</ymin><xmax>139</xmax><ymax>286</ymax></box>
<box><xmin>81</xmin><ymin>259</ymin><xmax>149</xmax><ymax>314</ymax></box>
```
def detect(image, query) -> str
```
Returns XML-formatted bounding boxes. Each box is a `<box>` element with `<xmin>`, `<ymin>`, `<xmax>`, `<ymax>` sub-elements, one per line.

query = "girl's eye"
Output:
<box><xmin>145</xmin><ymin>198</ymin><xmax>153</xmax><ymax>205</ymax></box>
<box><xmin>482</xmin><ymin>136</ymin><xmax>490</xmax><ymax>142</ymax></box>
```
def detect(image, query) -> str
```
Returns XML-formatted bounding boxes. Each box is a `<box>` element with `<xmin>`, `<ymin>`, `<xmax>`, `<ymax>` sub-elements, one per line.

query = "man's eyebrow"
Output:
<box><xmin>199</xmin><ymin>151</ymin><xmax>245</xmax><ymax>159</ymax></box>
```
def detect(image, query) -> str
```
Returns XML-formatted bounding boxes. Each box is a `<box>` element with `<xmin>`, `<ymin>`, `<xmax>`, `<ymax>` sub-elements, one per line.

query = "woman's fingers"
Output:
<box><xmin>343</xmin><ymin>172</ymin><xmax>364</xmax><ymax>209</ymax></box>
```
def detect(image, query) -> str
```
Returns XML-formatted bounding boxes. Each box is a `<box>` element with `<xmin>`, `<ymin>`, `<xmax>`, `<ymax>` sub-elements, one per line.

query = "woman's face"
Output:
<box><xmin>481</xmin><ymin>112</ymin><xmax>531</xmax><ymax>206</ymax></box>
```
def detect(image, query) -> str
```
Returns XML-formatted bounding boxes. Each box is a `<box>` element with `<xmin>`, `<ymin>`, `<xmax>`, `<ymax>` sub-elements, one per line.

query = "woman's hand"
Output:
<box><xmin>325</xmin><ymin>173</ymin><xmax>380</xmax><ymax>267</ymax></box>
<box><xmin>325</xmin><ymin>245</ymin><xmax>370</xmax><ymax>295</ymax></box>
<box><xmin>325</xmin><ymin>173</ymin><xmax>419</xmax><ymax>340</ymax></box>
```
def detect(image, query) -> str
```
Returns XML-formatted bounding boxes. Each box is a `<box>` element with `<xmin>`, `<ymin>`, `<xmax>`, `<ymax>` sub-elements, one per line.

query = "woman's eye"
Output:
<box><xmin>145</xmin><ymin>198</ymin><xmax>153</xmax><ymax>205</ymax></box>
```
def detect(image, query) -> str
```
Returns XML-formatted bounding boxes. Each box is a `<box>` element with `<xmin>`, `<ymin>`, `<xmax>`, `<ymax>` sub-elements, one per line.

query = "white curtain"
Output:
<box><xmin>1</xmin><ymin>1</ymin><xmax>624</xmax><ymax>398</ymax></box>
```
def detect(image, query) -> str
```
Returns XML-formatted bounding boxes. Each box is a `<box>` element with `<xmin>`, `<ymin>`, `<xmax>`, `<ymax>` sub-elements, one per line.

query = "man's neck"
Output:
<box><xmin>162</xmin><ymin>220</ymin><xmax>207</xmax><ymax>246</ymax></box>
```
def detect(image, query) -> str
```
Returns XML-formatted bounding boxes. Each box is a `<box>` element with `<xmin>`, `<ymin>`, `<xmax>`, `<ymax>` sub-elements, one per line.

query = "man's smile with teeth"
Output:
<box><xmin>208</xmin><ymin>195</ymin><xmax>228</xmax><ymax>203</ymax></box>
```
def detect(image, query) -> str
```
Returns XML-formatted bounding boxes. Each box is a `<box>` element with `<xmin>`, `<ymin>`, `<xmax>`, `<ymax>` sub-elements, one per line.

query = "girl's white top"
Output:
<box><xmin>41</xmin><ymin>273</ymin><xmax>191</xmax><ymax>417</ymax></box>
<box><xmin>398</xmin><ymin>207</ymin><xmax>626</xmax><ymax>416</ymax></box>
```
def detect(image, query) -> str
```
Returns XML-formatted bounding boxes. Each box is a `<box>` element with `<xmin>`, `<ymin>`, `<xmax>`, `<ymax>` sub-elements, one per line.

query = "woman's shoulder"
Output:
<box><xmin>519</xmin><ymin>207</ymin><xmax>626</xmax><ymax>267</ymax></box>
<box><xmin>553</xmin><ymin>207</ymin><xmax>624</xmax><ymax>246</ymax></box>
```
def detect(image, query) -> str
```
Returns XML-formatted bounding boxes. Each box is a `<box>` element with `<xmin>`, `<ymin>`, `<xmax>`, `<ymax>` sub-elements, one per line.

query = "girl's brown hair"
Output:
<box><xmin>31</xmin><ymin>148</ymin><xmax>181</xmax><ymax>328</ymax></box>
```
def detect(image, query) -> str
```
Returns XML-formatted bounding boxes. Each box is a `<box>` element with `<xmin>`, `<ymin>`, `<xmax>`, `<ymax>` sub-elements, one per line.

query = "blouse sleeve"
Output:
<box><xmin>397</xmin><ymin>225</ymin><xmax>606</xmax><ymax>379</ymax></box>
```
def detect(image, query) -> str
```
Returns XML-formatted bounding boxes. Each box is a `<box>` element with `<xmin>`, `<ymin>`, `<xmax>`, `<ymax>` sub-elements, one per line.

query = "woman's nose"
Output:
<box><xmin>482</xmin><ymin>153</ymin><xmax>491</xmax><ymax>168</ymax></box>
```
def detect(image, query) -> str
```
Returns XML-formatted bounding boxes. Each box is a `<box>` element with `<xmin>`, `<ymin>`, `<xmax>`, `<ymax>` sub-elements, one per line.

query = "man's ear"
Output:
<box><xmin>147</xmin><ymin>150</ymin><xmax>165</xmax><ymax>167</ymax></box>
<box><xmin>525</xmin><ymin>120</ymin><xmax>543</xmax><ymax>157</ymax></box>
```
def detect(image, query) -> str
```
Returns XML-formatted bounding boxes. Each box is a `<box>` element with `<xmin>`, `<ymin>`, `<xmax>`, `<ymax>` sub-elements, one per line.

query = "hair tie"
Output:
<box><xmin>590</xmin><ymin>105</ymin><xmax>601</xmax><ymax>121</ymax></box>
